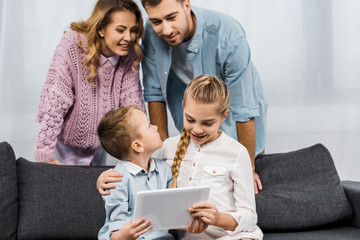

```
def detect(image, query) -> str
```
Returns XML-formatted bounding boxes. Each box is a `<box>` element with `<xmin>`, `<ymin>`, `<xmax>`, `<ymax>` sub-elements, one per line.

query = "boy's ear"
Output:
<box><xmin>131</xmin><ymin>140</ymin><xmax>144</xmax><ymax>153</ymax></box>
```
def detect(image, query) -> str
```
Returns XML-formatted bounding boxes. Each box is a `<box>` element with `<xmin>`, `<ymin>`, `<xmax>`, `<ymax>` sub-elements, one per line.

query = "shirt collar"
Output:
<box><xmin>99</xmin><ymin>54</ymin><xmax>120</xmax><ymax>66</ymax></box>
<box><xmin>187</xmin><ymin>7</ymin><xmax>203</xmax><ymax>53</ymax></box>
<box><xmin>121</xmin><ymin>158</ymin><xmax>158</xmax><ymax>175</ymax></box>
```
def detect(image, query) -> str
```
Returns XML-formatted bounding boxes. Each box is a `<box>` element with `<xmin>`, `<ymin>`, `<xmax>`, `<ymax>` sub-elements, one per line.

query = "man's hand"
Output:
<box><xmin>110</xmin><ymin>218</ymin><xmax>152</xmax><ymax>240</ymax></box>
<box><xmin>96</xmin><ymin>168</ymin><xmax>122</xmax><ymax>196</ymax></box>
<box><xmin>253</xmin><ymin>172</ymin><xmax>263</xmax><ymax>194</ymax></box>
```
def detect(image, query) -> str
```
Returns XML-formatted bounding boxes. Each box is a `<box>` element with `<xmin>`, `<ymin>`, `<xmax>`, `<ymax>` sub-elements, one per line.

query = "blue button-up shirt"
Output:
<box><xmin>98</xmin><ymin>158</ymin><xmax>174</xmax><ymax>240</ymax></box>
<box><xmin>142</xmin><ymin>6</ymin><xmax>267</xmax><ymax>157</ymax></box>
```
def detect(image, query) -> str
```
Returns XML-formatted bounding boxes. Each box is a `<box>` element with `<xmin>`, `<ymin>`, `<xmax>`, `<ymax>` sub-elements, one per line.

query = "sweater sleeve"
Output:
<box><xmin>118</xmin><ymin>51</ymin><xmax>145</xmax><ymax>112</ymax></box>
<box><xmin>34</xmin><ymin>35</ymin><xmax>76</xmax><ymax>162</ymax></box>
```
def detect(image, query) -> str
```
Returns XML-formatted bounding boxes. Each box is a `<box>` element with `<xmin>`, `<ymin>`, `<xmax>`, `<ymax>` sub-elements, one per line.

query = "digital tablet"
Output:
<box><xmin>133</xmin><ymin>186</ymin><xmax>210</xmax><ymax>230</ymax></box>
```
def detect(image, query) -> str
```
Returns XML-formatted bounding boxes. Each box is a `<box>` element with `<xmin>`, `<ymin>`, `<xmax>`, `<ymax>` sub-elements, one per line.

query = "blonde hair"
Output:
<box><xmin>171</xmin><ymin>75</ymin><xmax>229</xmax><ymax>188</ymax></box>
<box><xmin>70</xmin><ymin>0</ymin><xmax>144</xmax><ymax>85</ymax></box>
<box><xmin>97</xmin><ymin>105</ymin><xmax>141</xmax><ymax>160</ymax></box>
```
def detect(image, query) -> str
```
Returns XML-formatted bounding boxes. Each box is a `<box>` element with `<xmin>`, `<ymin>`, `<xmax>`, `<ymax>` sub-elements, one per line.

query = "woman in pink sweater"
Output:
<box><xmin>35</xmin><ymin>0</ymin><xmax>145</xmax><ymax>165</ymax></box>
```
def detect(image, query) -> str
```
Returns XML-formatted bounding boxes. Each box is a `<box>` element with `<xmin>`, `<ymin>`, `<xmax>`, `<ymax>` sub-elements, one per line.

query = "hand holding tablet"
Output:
<box><xmin>133</xmin><ymin>186</ymin><xmax>210</xmax><ymax>230</ymax></box>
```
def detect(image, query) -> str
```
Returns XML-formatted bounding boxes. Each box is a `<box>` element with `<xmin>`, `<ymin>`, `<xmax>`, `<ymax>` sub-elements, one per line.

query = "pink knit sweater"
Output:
<box><xmin>35</xmin><ymin>30</ymin><xmax>145</xmax><ymax>162</ymax></box>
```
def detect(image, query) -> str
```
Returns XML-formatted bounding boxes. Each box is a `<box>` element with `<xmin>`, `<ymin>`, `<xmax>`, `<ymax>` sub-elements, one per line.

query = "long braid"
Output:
<box><xmin>171</xmin><ymin>128</ymin><xmax>190</xmax><ymax>188</ymax></box>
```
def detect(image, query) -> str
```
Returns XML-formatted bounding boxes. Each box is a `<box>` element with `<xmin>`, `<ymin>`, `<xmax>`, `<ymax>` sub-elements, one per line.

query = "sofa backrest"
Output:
<box><xmin>255</xmin><ymin>143</ymin><xmax>353</xmax><ymax>231</ymax></box>
<box><xmin>0</xmin><ymin>141</ymin><xmax>18</xmax><ymax>240</ymax></box>
<box><xmin>16</xmin><ymin>158</ymin><xmax>109</xmax><ymax>240</ymax></box>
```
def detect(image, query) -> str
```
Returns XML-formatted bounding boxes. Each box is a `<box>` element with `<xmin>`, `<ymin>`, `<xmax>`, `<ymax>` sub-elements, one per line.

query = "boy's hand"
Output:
<box><xmin>188</xmin><ymin>202</ymin><xmax>219</xmax><ymax>226</ymax></box>
<box><xmin>97</xmin><ymin>168</ymin><xmax>122</xmax><ymax>195</ymax></box>
<box><xmin>111</xmin><ymin>218</ymin><xmax>152</xmax><ymax>240</ymax></box>
<box><xmin>187</xmin><ymin>217</ymin><xmax>208</xmax><ymax>233</ymax></box>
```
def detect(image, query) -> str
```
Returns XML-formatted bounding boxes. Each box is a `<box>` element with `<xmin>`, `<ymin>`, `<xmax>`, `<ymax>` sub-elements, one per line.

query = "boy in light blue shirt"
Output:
<box><xmin>97</xmin><ymin>105</ymin><xmax>174</xmax><ymax>240</ymax></box>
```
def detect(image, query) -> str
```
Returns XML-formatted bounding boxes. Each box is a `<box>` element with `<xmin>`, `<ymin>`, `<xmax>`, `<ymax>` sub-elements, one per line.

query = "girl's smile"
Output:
<box><xmin>183</xmin><ymin>98</ymin><xmax>227</xmax><ymax>146</ymax></box>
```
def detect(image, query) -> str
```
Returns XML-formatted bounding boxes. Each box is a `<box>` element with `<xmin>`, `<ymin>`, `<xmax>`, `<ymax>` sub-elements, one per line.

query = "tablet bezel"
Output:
<box><xmin>133</xmin><ymin>186</ymin><xmax>210</xmax><ymax>230</ymax></box>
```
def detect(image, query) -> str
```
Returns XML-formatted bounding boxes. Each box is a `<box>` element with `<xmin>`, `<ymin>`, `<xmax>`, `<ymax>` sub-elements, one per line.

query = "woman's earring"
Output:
<box><xmin>99</xmin><ymin>33</ymin><xmax>104</xmax><ymax>38</ymax></box>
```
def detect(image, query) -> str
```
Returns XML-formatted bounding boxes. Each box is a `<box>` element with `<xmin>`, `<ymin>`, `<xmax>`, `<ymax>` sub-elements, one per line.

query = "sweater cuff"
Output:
<box><xmin>34</xmin><ymin>148</ymin><xmax>55</xmax><ymax>163</ymax></box>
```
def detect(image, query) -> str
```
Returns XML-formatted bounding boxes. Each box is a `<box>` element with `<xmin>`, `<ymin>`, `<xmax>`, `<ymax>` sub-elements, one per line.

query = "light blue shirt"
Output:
<box><xmin>142</xmin><ymin>6</ymin><xmax>267</xmax><ymax>157</ymax></box>
<box><xmin>98</xmin><ymin>158</ymin><xmax>174</xmax><ymax>240</ymax></box>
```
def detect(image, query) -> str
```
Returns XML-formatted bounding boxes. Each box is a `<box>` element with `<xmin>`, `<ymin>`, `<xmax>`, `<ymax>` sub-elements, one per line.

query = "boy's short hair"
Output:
<box><xmin>97</xmin><ymin>105</ymin><xmax>141</xmax><ymax>160</ymax></box>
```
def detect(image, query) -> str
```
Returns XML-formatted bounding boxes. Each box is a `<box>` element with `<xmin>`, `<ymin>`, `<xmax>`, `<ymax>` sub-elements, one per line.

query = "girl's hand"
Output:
<box><xmin>187</xmin><ymin>217</ymin><xmax>208</xmax><ymax>233</ymax></box>
<box><xmin>110</xmin><ymin>218</ymin><xmax>152</xmax><ymax>240</ymax></box>
<box><xmin>96</xmin><ymin>168</ymin><xmax>122</xmax><ymax>196</ymax></box>
<box><xmin>188</xmin><ymin>202</ymin><xmax>219</xmax><ymax>226</ymax></box>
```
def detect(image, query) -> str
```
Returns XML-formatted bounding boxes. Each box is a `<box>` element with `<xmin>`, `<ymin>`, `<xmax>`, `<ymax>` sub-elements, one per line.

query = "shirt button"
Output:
<box><xmin>141</xmin><ymin>170</ymin><xmax>145</xmax><ymax>173</ymax></box>
<box><xmin>164</xmin><ymin>71</ymin><xmax>168</xmax><ymax>75</ymax></box>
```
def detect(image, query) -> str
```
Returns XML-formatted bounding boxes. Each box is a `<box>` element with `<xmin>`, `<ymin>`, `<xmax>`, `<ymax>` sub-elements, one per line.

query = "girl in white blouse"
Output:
<box><xmin>156</xmin><ymin>75</ymin><xmax>262</xmax><ymax>240</ymax></box>
<box><xmin>97</xmin><ymin>75</ymin><xmax>263</xmax><ymax>240</ymax></box>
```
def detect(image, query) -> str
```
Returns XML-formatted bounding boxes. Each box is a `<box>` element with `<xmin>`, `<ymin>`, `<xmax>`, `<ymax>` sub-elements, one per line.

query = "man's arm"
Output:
<box><xmin>148</xmin><ymin>101</ymin><xmax>169</xmax><ymax>141</ymax></box>
<box><xmin>236</xmin><ymin>119</ymin><xmax>263</xmax><ymax>194</ymax></box>
<box><xmin>236</xmin><ymin>119</ymin><xmax>255</xmax><ymax>168</ymax></box>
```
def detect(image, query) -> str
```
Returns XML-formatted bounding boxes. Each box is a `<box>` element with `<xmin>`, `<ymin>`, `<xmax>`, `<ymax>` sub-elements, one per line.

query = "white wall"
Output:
<box><xmin>1</xmin><ymin>0</ymin><xmax>359</xmax><ymax>181</ymax></box>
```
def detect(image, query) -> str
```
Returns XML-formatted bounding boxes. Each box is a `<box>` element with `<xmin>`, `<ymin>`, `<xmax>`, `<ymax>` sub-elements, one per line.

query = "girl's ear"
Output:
<box><xmin>222</xmin><ymin>109</ymin><xmax>230</xmax><ymax>122</ymax></box>
<box><xmin>131</xmin><ymin>140</ymin><xmax>144</xmax><ymax>153</ymax></box>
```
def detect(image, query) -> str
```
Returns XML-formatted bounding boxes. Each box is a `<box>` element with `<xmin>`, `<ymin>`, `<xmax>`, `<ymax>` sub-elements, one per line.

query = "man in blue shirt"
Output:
<box><xmin>140</xmin><ymin>0</ymin><xmax>267</xmax><ymax>194</ymax></box>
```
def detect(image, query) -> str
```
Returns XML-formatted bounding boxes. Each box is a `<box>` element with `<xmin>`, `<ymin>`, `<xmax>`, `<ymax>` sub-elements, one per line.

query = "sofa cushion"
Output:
<box><xmin>0</xmin><ymin>142</ymin><xmax>18</xmax><ymax>240</ymax></box>
<box><xmin>264</xmin><ymin>226</ymin><xmax>360</xmax><ymax>240</ymax></box>
<box><xmin>17</xmin><ymin>158</ymin><xmax>109</xmax><ymax>240</ymax></box>
<box><xmin>255</xmin><ymin>144</ymin><xmax>353</xmax><ymax>231</ymax></box>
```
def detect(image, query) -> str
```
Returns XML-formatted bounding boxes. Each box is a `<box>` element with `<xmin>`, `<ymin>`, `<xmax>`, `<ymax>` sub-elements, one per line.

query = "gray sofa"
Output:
<box><xmin>0</xmin><ymin>141</ymin><xmax>359</xmax><ymax>240</ymax></box>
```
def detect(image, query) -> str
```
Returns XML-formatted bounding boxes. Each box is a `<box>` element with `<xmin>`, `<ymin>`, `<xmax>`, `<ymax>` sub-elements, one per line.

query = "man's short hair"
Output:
<box><xmin>141</xmin><ymin>0</ymin><xmax>184</xmax><ymax>7</ymax></box>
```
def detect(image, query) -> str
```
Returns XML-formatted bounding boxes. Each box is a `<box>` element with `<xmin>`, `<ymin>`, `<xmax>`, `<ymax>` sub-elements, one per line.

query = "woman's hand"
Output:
<box><xmin>110</xmin><ymin>218</ymin><xmax>152</xmax><ymax>240</ymax></box>
<box><xmin>188</xmin><ymin>202</ymin><xmax>219</xmax><ymax>226</ymax></box>
<box><xmin>45</xmin><ymin>160</ymin><xmax>63</xmax><ymax>165</ymax></box>
<box><xmin>96</xmin><ymin>168</ymin><xmax>122</xmax><ymax>195</ymax></box>
<box><xmin>187</xmin><ymin>217</ymin><xmax>208</xmax><ymax>234</ymax></box>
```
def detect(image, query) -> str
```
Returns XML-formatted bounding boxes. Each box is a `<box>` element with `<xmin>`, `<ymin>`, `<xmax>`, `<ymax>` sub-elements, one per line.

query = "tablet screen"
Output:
<box><xmin>133</xmin><ymin>186</ymin><xmax>210</xmax><ymax>230</ymax></box>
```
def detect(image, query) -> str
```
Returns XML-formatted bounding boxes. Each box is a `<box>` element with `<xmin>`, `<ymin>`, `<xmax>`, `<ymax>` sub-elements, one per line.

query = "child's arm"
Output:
<box><xmin>97</xmin><ymin>168</ymin><xmax>122</xmax><ymax>195</ymax></box>
<box><xmin>188</xmin><ymin>202</ymin><xmax>237</xmax><ymax>231</ymax></box>
<box><xmin>229</xmin><ymin>147</ymin><xmax>259</xmax><ymax>232</ymax></box>
<box><xmin>110</xmin><ymin>218</ymin><xmax>152</xmax><ymax>240</ymax></box>
<box><xmin>186</xmin><ymin>217</ymin><xmax>208</xmax><ymax>233</ymax></box>
<box><xmin>99</xmin><ymin>178</ymin><xmax>152</xmax><ymax>239</ymax></box>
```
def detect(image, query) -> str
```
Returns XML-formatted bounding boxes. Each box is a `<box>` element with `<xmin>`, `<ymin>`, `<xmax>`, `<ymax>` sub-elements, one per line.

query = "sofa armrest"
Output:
<box><xmin>341</xmin><ymin>180</ymin><xmax>360</xmax><ymax>228</ymax></box>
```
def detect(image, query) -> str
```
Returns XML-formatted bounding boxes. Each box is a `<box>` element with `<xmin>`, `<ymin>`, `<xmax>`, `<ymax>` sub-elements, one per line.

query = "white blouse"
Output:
<box><xmin>155</xmin><ymin>132</ymin><xmax>263</xmax><ymax>240</ymax></box>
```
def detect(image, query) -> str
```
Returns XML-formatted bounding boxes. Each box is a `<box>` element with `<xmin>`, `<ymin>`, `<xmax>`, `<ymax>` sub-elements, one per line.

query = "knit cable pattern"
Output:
<box><xmin>35</xmin><ymin>31</ymin><xmax>145</xmax><ymax>162</ymax></box>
